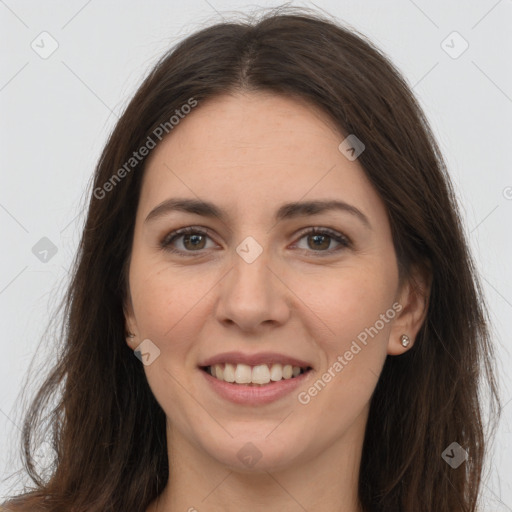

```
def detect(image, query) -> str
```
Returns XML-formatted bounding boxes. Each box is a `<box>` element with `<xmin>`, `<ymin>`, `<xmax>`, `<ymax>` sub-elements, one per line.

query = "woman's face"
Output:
<box><xmin>125</xmin><ymin>91</ymin><xmax>420</xmax><ymax>472</ymax></box>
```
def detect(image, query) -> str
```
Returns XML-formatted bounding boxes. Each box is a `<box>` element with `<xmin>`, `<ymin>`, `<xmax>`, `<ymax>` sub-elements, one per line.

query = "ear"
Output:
<box><xmin>123</xmin><ymin>287</ymin><xmax>139</xmax><ymax>351</ymax></box>
<box><xmin>387</xmin><ymin>262</ymin><xmax>432</xmax><ymax>355</ymax></box>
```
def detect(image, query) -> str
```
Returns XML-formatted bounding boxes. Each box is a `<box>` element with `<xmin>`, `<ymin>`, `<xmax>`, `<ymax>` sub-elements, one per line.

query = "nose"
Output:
<box><xmin>214</xmin><ymin>244</ymin><xmax>291</xmax><ymax>333</ymax></box>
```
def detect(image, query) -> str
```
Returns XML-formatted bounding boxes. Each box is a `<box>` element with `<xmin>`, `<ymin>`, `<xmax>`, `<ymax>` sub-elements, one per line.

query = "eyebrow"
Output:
<box><xmin>144</xmin><ymin>198</ymin><xmax>371</xmax><ymax>229</ymax></box>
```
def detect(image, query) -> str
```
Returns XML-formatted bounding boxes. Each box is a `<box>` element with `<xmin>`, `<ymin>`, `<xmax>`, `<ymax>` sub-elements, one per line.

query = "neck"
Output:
<box><xmin>149</xmin><ymin>409</ymin><xmax>368</xmax><ymax>512</ymax></box>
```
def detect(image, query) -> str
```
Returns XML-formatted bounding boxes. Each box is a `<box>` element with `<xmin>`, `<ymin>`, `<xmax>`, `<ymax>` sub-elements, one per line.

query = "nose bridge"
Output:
<box><xmin>215</xmin><ymin>234</ymin><xmax>290</xmax><ymax>329</ymax></box>
<box><xmin>233</xmin><ymin>238</ymin><xmax>271</xmax><ymax>294</ymax></box>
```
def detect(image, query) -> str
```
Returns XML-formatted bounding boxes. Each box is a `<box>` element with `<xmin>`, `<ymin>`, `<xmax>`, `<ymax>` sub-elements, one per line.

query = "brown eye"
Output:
<box><xmin>160</xmin><ymin>227</ymin><xmax>216</xmax><ymax>255</ymax></box>
<box><xmin>160</xmin><ymin>226</ymin><xmax>350</xmax><ymax>257</ymax></box>
<box><xmin>294</xmin><ymin>227</ymin><xmax>351</xmax><ymax>255</ymax></box>
<box><xmin>182</xmin><ymin>233</ymin><xmax>207</xmax><ymax>250</ymax></box>
<box><xmin>307</xmin><ymin>233</ymin><xmax>331</xmax><ymax>250</ymax></box>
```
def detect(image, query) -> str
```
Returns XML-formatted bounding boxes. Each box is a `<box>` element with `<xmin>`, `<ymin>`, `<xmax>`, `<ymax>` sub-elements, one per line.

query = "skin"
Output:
<box><xmin>124</xmin><ymin>91</ymin><xmax>429</xmax><ymax>512</ymax></box>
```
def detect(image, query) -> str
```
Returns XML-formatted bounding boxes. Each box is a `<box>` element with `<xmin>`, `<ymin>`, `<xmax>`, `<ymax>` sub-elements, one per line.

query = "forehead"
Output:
<box><xmin>138</xmin><ymin>92</ymin><xmax>387</xmax><ymax>227</ymax></box>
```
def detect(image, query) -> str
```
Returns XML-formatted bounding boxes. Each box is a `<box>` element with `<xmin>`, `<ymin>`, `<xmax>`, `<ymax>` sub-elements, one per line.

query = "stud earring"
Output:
<box><xmin>126</xmin><ymin>332</ymin><xmax>135</xmax><ymax>339</ymax></box>
<box><xmin>401</xmin><ymin>334</ymin><xmax>410</xmax><ymax>347</ymax></box>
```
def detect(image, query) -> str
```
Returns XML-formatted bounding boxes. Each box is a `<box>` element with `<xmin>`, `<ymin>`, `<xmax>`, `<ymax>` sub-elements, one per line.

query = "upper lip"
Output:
<box><xmin>199</xmin><ymin>351</ymin><xmax>313</xmax><ymax>369</ymax></box>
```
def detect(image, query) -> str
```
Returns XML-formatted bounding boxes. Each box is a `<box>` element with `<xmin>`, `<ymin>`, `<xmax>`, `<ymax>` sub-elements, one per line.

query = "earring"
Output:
<box><xmin>401</xmin><ymin>334</ymin><xmax>410</xmax><ymax>347</ymax></box>
<box><xmin>126</xmin><ymin>332</ymin><xmax>135</xmax><ymax>339</ymax></box>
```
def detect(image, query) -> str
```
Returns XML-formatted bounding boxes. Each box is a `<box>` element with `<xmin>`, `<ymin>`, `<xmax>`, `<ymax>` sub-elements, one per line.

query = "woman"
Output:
<box><xmin>2</xmin><ymin>6</ymin><xmax>500</xmax><ymax>512</ymax></box>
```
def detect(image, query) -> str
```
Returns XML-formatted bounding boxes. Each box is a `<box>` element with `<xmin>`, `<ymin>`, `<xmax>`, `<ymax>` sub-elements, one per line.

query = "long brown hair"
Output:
<box><xmin>2</xmin><ymin>6</ymin><xmax>500</xmax><ymax>511</ymax></box>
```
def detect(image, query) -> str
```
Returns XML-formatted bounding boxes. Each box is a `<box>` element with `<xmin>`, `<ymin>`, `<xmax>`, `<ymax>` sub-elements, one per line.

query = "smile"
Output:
<box><xmin>201</xmin><ymin>363</ymin><xmax>312</xmax><ymax>385</ymax></box>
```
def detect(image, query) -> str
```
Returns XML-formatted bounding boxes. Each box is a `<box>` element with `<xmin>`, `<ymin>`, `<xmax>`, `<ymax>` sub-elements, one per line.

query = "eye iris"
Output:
<box><xmin>308</xmin><ymin>234</ymin><xmax>330</xmax><ymax>250</ymax></box>
<box><xmin>184</xmin><ymin>234</ymin><xmax>206</xmax><ymax>250</ymax></box>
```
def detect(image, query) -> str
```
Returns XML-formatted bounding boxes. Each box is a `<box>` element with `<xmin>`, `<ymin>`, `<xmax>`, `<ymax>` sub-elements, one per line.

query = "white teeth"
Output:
<box><xmin>223</xmin><ymin>363</ymin><xmax>235</xmax><ymax>383</ymax></box>
<box><xmin>235</xmin><ymin>363</ymin><xmax>252</xmax><ymax>384</ymax></box>
<box><xmin>269</xmin><ymin>364</ymin><xmax>283</xmax><ymax>381</ymax></box>
<box><xmin>252</xmin><ymin>364</ymin><xmax>271</xmax><ymax>384</ymax></box>
<box><xmin>207</xmin><ymin>363</ymin><xmax>306</xmax><ymax>384</ymax></box>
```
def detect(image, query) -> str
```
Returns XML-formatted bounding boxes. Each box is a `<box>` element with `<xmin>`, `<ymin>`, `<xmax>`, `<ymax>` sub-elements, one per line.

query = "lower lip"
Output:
<box><xmin>200</xmin><ymin>368</ymin><xmax>312</xmax><ymax>405</ymax></box>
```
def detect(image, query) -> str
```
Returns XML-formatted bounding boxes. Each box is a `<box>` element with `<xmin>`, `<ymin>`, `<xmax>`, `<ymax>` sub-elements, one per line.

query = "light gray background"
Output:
<box><xmin>1</xmin><ymin>0</ymin><xmax>511</xmax><ymax>509</ymax></box>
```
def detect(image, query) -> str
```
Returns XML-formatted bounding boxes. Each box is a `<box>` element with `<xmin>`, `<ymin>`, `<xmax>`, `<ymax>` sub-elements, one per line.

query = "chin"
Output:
<box><xmin>203</xmin><ymin>431</ymin><xmax>307</xmax><ymax>473</ymax></box>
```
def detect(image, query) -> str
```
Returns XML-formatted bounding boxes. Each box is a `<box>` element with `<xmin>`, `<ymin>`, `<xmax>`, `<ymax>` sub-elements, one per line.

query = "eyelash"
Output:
<box><xmin>160</xmin><ymin>226</ymin><xmax>352</xmax><ymax>257</ymax></box>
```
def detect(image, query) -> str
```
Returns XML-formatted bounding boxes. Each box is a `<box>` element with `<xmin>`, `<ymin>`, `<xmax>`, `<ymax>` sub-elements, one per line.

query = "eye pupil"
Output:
<box><xmin>184</xmin><ymin>234</ymin><xmax>205</xmax><ymax>250</ymax></box>
<box><xmin>308</xmin><ymin>234</ymin><xmax>330</xmax><ymax>250</ymax></box>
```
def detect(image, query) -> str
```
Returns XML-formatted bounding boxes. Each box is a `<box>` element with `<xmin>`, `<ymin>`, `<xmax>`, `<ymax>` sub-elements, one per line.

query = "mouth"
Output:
<box><xmin>199</xmin><ymin>363</ymin><xmax>313</xmax><ymax>386</ymax></box>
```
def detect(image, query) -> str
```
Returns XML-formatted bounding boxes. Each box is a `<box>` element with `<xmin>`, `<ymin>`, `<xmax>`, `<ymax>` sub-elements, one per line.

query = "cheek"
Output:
<box><xmin>296</xmin><ymin>260</ymin><xmax>398</xmax><ymax>348</ymax></box>
<box><xmin>128</xmin><ymin>255</ymin><xmax>220</xmax><ymax>361</ymax></box>
<box><xmin>128</xmin><ymin>259</ymin><xmax>206</xmax><ymax>405</ymax></box>
<box><xmin>130</xmin><ymin>255</ymin><xmax>192</xmax><ymax>329</ymax></box>
<box><xmin>295</xmin><ymin>267</ymin><xmax>395</xmax><ymax>430</ymax></box>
